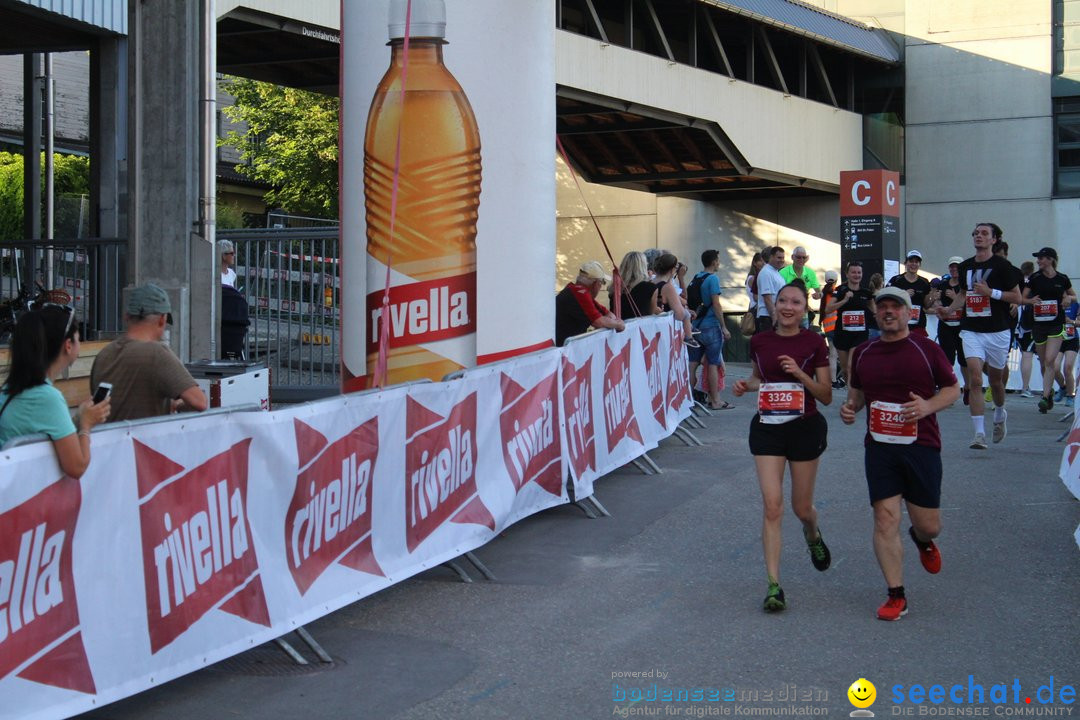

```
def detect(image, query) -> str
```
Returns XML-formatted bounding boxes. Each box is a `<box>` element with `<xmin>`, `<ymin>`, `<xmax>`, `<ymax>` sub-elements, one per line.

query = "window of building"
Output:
<box><xmin>1054</xmin><ymin>98</ymin><xmax>1080</xmax><ymax>196</ymax></box>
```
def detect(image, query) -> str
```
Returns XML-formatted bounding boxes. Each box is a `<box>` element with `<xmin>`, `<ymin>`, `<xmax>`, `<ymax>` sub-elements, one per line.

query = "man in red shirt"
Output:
<box><xmin>555</xmin><ymin>261</ymin><xmax>626</xmax><ymax>346</ymax></box>
<box><xmin>840</xmin><ymin>286</ymin><xmax>960</xmax><ymax>621</ymax></box>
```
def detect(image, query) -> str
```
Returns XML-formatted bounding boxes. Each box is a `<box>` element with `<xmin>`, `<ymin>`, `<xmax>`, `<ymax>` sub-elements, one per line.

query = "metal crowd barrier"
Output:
<box><xmin>218</xmin><ymin>228</ymin><xmax>340</xmax><ymax>396</ymax></box>
<box><xmin>0</xmin><ymin>236</ymin><xmax>127</xmax><ymax>343</ymax></box>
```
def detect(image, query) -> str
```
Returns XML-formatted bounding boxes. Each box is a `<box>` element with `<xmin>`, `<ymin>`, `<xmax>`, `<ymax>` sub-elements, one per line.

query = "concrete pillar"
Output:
<box><xmin>90</xmin><ymin>37</ymin><xmax>128</xmax><ymax>336</ymax></box>
<box><xmin>90</xmin><ymin>37</ymin><xmax>127</xmax><ymax>240</ymax></box>
<box><xmin>127</xmin><ymin>0</ymin><xmax>214</xmax><ymax>361</ymax></box>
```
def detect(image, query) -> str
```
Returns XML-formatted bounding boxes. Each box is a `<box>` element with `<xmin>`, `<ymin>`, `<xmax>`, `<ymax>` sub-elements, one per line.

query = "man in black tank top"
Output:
<box><xmin>934</xmin><ymin>223</ymin><xmax>1022</xmax><ymax>450</ymax></box>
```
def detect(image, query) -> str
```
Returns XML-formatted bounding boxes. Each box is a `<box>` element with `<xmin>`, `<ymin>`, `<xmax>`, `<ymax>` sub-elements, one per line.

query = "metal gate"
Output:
<box><xmin>219</xmin><ymin>228</ymin><xmax>341</xmax><ymax>398</ymax></box>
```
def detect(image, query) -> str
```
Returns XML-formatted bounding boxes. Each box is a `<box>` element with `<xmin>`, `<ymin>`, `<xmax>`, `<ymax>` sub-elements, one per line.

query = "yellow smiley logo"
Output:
<box><xmin>848</xmin><ymin>678</ymin><xmax>877</xmax><ymax>708</ymax></box>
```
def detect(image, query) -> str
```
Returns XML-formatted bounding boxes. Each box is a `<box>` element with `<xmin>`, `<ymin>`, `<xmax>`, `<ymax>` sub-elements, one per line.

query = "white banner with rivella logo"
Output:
<box><xmin>0</xmin><ymin>316</ymin><xmax>689</xmax><ymax>719</ymax></box>
<box><xmin>1057</xmin><ymin>376</ymin><xmax>1080</xmax><ymax>550</ymax></box>
<box><xmin>561</xmin><ymin>316</ymin><xmax>694</xmax><ymax>499</ymax></box>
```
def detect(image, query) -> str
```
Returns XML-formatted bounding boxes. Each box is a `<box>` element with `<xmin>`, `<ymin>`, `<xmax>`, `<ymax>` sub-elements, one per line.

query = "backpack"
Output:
<box><xmin>686</xmin><ymin>272</ymin><xmax>710</xmax><ymax>316</ymax></box>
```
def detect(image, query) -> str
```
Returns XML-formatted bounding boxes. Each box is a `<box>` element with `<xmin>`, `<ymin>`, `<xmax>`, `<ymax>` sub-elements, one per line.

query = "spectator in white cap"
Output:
<box><xmin>91</xmin><ymin>284</ymin><xmax>208</xmax><ymax>421</ymax></box>
<box><xmin>887</xmin><ymin>250</ymin><xmax>935</xmax><ymax>337</ymax></box>
<box><xmin>220</xmin><ymin>239</ymin><xmax>237</xmax><ymax>288</ymax></box>
<box><xmin>554</xmin><ymin>261</ymin><xmax>626</xmax><ymax>346</ymax></box>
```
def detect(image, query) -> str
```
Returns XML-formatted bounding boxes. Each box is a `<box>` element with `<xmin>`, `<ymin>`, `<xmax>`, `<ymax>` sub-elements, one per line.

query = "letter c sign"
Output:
<box><xmin>885</xmin><ymin>180</ymin><xmax>896</xmax><ymax>206</ymax></box>
<box><xmin>852</xmin><ymin>180</ymin><xmax>871</xmax><ymax>206</ymax></box>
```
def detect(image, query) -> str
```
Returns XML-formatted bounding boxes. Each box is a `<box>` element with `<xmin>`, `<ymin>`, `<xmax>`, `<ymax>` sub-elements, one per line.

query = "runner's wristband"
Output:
<box><xmin>990</xmin><ymin>289</ymin><xmax>1002</xmax><ymax>301</ymax></box>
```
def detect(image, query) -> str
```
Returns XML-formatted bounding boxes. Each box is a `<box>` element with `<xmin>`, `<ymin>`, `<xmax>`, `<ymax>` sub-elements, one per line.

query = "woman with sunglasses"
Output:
<box><xmin>733</xmin><ymin>280</ymin><xmax>833</xmax><ymax>613</ymax></box>
<box><xmin>0</xmin><ymin>305</ymin><xmax>111</xmax><ymax>478</ymax></box>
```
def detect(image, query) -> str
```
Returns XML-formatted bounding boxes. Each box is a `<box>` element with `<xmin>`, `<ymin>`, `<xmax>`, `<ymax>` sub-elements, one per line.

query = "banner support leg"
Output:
<box><xmin>465</xmin><ymin>551</ymin><xmax>496</xmax><ymax>581</ymax></box>
<box><xmin>584</xmin><ymin>495</ymin><xmax>611</xmax><ymax>517</ymax></box>
<box><xmin>442</xmin><ymin>560</ymin><xmax>474</xmax><ymax>583</ymax></box>
<box><xmin>572</xmin><ymin>498</ymin><xmax>601</xmax><ymax>518</ymax></box>
<box><xmin>274</xmin><ymin>637</ymin><xmax>310</xmax><ymax>665</ymax></box>
<box><xmin>295</xmin><ymin>626</ymin><xmax>333</xmax><ymax>663</ymax></box>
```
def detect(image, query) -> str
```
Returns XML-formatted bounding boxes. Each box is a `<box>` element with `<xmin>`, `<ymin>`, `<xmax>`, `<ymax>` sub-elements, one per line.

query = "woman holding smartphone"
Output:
<box><xmin>733</xmin><ymin>281</ymin><xmax>833</xmax><ymax>613</ymax></box>
<box><xmin>0</xmin><ymin>306</ymin><xmax>111</xmax><ymax>477</ymax></box>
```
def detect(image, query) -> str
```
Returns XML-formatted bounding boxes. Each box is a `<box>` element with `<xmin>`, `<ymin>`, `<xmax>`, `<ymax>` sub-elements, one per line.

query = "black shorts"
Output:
<box><xmin>864</xmin><ymin>441</ymin><xmax>942</xmax><ymax>508</ymax></box>
<box><xmin>755</xmin><ymin>315</ymin><xmax>774</xmax><ymax>333</ymax></box>
<box><xmin>1063</xmin><ymin>335</ymin><xmax>1079</xmax><ymax>353</ymax></box>
<box><xmin>834</xmin><ymin>330</ymin><xmax>869</xmax><ymax>351</ymax></box>
<box><xmin>1016</xmin><ymin>332</ymin><xmax>1034</xmax><ymax>352</ymax></box>
<box><xmin>1033</xmin><ymin>323</ymin><xmax>1066</xmax><ymax>345</ymax></box>
<box><xmin>749</xmin><ymin>412</ymin><xmax>828</xmax><ymax>462</ymax></box>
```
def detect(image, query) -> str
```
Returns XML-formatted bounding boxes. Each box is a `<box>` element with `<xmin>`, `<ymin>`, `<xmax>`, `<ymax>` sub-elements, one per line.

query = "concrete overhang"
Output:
<box><xmin>217</xmin><ymin>6</ymin><xmax>339</xmax><ymax>95</ymax></box>
<box><xmin>0</xmin><ymin>0</ymin><xmax>123</xmax><ymax>53</ymax></box>
<box><xmin>555</xmin><ymin>29</ymin><xmax>863</xmax><ymax>200</ymax></box>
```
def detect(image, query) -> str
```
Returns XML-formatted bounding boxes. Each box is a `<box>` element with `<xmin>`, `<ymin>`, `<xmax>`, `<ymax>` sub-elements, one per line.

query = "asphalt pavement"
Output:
<box><xmin>82</xmin><ymin>364</ymin><xmax>1080</xmax><ymax>720</ymax></box>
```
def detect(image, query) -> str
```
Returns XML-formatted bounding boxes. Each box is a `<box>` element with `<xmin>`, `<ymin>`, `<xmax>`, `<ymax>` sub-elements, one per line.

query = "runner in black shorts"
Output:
<box><xmin>1060</xmin><ymin>302</ymin><xmax>1079</xmax><ymax>406</ymax></box>
<box><xmin>825</xmin><ymin>261</ymin><xmax>874</xmax><ymax>384</ymax></box>
<box><xmin>734</xmin><ymin>281</ymin><xmax>833</xmax><ymax>614</ymax></box>
<box><xmin>1015</xmin><ymin>261</ymin><xmax>1036</xmax><ymax>397</ymax></box>
<box><xmin>1021</xmin><ymin>247</ymin><xmax>1075</xmax><ymax>413</ymax></box>
<box><xmin>840</xmin><ymin>286</ymin><xmax>960</xmax><ymax>621</ymax></box>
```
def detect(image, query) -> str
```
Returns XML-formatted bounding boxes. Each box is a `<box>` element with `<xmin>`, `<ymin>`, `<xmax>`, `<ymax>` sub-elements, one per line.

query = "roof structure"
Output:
<box><xmin>699</xmin><ymin>0</ymin><xmax>900</xmax><ymax>64</ymax></box>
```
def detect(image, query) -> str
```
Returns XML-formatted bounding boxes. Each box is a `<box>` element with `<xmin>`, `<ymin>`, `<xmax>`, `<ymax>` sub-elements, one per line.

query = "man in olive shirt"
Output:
<box><xmin>90</xmin><ymin>284</ymin><xmax>208</xmax><ymax>421</ymax></box>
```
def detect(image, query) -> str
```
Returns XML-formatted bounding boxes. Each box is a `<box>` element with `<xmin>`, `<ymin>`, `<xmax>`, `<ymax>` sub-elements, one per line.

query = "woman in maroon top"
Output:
<box><xmin>733</xmin><ymin>281</ymin><xmax>833</xmax><ymax>613</ymax></box>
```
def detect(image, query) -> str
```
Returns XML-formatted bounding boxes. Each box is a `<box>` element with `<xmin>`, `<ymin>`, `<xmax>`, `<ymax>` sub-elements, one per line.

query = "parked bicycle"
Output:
<box><xmin>0</xmin><ymin>284</ymin><xmax>72</xmax><ymax>345</ymax></box>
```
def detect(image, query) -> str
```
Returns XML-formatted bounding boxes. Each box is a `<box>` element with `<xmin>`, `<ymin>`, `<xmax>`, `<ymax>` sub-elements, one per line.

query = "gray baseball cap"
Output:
<box><xmin>874</xmin><ymin>286</ymin><xmax>913</xmax><ymax>310</ymax></box>
<box><xmin>127</xmin><ymin>283</ymin><xmax>173</xmax><ymax>323</ymax></box>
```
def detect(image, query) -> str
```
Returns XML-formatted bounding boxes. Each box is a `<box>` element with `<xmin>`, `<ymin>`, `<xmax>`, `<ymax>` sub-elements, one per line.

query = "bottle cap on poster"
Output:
<box><xmin>389</xmin><ymin>0</ymin><xmax>446</xmax><ymax>39</ymax></box>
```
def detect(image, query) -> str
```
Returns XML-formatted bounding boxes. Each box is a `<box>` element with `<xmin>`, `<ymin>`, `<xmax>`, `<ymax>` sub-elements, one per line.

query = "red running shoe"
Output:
<box><xmin>877</xmin><ymin>594</ymin><xmax>908</xmax><ymax>621</ymax></box>
<box><xmin>909</xmin><ymin>527</ymin><xmax>942</xmax><ymax>574</ymax></box>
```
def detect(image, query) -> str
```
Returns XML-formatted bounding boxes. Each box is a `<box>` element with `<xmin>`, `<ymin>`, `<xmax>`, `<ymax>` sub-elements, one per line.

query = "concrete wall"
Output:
<box><xmin>901</xmin><ymin>0</ymin><xmax>1075</xmax><ymax>274</ymax></box>
<box><xmin>556</xmin><ymin>156</ymin><xmax>843</xmax><ymax>315</ymax></box>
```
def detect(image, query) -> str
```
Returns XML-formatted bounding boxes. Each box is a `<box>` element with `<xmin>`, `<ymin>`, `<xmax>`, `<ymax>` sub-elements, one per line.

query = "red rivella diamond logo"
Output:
<box><xmin>286</xmin><ymin>417</ymin><xmax>384</xmax><ymax>596</ymax></box>
<box><xmin>640</xmin><ymin>329</ymin><xmax>667</xmax><ymax>429</ymax></box>
<box><xmin>561</xmin><ymin>355</ymin><xmax>596</xmax><ymax>479</ymax></box>
<box><xmin>0</xmin><ymin>478</ymin><xmax>95</xmax><ymax>694</ymax></box>
<box><xmin>667</xmin><ymin>323</ymin><xmax>691</xmax><ymax>414</ymax></box>
<box><xmin>135</xmin><ymin>439</ymin><xmax>270</xmax><ymax>654</ymax></box>
<box><xmin>499</xmin><ymin>372</ymin><xmax>563</xmax><ymax>497</ymax></box>
<box><xmin>604</xmin><ymin>339</ymin><xmax>643</xmax><ymax>450</ymax></box>
<box><xmin>405</xmin><ymin>393</ymin><xmax>494</xmax><ymax>552</ymax></box>
<box><xmin>1066</xmin><ymin>426</ymin><xmax>1080</xmax><ymax>466</ymax></box>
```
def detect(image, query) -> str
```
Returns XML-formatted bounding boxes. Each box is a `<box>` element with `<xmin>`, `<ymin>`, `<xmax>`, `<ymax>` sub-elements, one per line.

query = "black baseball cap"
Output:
<box><xmin>1032</xmin><ymin>247</ymin><xmax>1058</xmax><ymax>260</ymax></box>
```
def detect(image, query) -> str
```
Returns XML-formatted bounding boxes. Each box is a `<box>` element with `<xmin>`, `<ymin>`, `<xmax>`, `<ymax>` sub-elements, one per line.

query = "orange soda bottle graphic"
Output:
<box><xmin>364</xmin><ymin>0</ymin><xmax>481</xmax><ymax>385</ymax></box>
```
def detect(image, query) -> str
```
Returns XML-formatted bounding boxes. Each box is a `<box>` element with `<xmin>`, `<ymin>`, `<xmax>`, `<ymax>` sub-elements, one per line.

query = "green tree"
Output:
<box><xmin>0</xmin><ymin>151</ymin><xmax>90</xmax><ymax>241</ymax></box>
<box><xmin>219</xmin><ymin>77</ymin><xmax>339</xmax><ymax>219</ymax></box>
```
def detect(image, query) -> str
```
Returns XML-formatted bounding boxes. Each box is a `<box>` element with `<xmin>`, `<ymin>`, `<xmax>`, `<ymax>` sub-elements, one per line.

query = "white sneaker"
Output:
<box><xmin>970</xmin><ymin>432</ymin><xmax>987</xmax><ymax>450</ymax></box>
<box><xmin>1020</xmin><ymin>389</ymin><xmax>1034</xmax><ymax>399</ymax></box>
<box><xmin>993</xmin><ymin>415</ymin><xmax>1007</xmax><ymax>444</ymax></box>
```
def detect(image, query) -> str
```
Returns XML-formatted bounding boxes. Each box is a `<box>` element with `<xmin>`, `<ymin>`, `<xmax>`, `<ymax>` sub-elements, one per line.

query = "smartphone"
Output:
<box><xmin>92</xmin><ymin>382</ymin><xmax>112</xmax><ymax>404</ymax></box>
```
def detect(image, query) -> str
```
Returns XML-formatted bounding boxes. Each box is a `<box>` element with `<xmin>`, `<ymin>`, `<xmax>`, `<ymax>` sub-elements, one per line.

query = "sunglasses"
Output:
<box><xmin>42</xmin><ymin>303</ymin><xmax>75</xmax><ymax>336</ymax></box>
<box><xmin>793</xmin><ymin>255</ymin><xmax>809</xmax><ymax>260</ymax></box>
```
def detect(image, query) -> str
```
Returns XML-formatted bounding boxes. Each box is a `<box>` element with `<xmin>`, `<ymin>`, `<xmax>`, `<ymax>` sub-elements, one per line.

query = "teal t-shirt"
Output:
<box><xmin>0</xmin><ymin>381</ymin><xmax>76</xmax><ymax>447</ymax></box>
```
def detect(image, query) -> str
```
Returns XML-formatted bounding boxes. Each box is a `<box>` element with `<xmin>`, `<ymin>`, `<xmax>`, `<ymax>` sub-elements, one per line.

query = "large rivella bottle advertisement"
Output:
<box><xmin>341</xmin><ymin>0</ymin><xmax>555</xmax><ymax>391</ymax></box>
<box><xmin>364</xmin><ymin>0</ymin><xmax>480</xmax><ymax>386</ymax></box>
